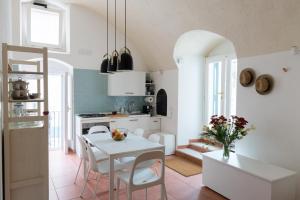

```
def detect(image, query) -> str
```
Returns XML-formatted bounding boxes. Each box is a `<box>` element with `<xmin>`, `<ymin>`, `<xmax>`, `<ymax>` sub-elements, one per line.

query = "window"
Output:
<box><xmin>21</xmin><ymin>2</ymin><xmax>68</xmax><ymax>52</ymax></box>
<box><xmin>205</xmin><ymin>56</ymin><xmax>237</xmax><ymax>122</ymax></box>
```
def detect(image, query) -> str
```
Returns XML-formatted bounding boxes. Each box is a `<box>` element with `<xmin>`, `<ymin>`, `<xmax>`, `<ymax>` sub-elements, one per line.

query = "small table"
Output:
<box><xmin>83</xmin><ymin>133</ymin><xmax>165</xmax><ymax>200</ymax></box>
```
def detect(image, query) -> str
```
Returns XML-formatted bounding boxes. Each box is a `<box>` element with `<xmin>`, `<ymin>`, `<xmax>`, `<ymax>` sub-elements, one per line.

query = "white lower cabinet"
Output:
<box><xmin>110</xmin><ymin>118</ymin><xmax>128</xmax><ymax>131</ymax></box>
<box><xmin>149</xmin><ymin>117</ymin><xmax>161</xmax><ymax>131</ymax></box>
<box><xmin>109</xmin><ymin>117</ymin><xmax>161</xmax><ymax>134</ymax></box>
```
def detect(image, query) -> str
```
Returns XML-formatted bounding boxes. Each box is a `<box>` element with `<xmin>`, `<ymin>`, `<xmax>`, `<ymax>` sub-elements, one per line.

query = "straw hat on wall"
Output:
<box><xmin>239</xmin><ymin>68</ymin><xmax>255</xmax><ymax>87</ymax></box>
<box><xmin>255</xmin><ymin>74</ymin><xmax>273</xmax><ymax>95</ymax></box>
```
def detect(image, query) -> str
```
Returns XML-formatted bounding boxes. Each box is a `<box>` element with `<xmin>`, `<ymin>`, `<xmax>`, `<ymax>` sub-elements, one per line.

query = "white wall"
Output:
<box><xmin>177</xmin><ymin>56</ymin><xmax>205</xmax><ymax>145</ymax></box>
<box><xmin>0</xmin><ymin>0</ymin><xmax>12</xmax><ymax>199</ymax></box>
<box><xmin>151</xmin><ymin>70</ymin><xmax>178</xmax><ymax>137</ymax></box>
<box><xmin>236</xmin><ymin>51</ymin><xmax>300</xmax><ymax>199</ymax></box>
<box><xmin>11</xmin><ymin>1</ymin><xmax>146</xmax><ymax>70</ymax></box>
<box><xmin>207</xmin><ymin>40</ymin><xmax>236</xmax><ymax>57</ymax></box>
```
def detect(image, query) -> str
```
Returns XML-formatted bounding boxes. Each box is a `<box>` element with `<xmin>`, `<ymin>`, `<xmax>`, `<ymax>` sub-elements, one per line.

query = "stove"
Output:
<box><xmin>78</xmin><ymin>113</ymin><xmax>107</xmax><ymax>118</ymax></box>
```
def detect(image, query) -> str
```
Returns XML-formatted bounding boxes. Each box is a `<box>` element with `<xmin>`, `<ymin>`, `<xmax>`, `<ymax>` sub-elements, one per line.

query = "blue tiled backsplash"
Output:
<box><xmin>74</xmin><ymin>69</ymin><xmax>145</xmax><ymax>114</ymax></box>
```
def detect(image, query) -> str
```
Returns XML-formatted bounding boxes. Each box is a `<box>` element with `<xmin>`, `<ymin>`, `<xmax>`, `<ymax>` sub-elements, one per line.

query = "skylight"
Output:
<box><xmin>30</xmin><ymin>8</ymin><xmax>60</xmax><ymax>45</ymax></box>
<box><xmin>21</xmin><ymin>2</ymin><xmax>68</xmax><ymax>52</ymax></box>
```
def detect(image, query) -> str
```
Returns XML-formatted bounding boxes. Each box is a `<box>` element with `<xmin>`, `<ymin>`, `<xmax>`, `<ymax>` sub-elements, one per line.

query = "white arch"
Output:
<box><xmin>29</xmin><ymin>57</ymin><xmax>73</xmax><ymax>74</ymax></box>
<box><xmin>173</xmin><ymin>30</ymin><xmax>236</xmax><ymax>67</ymax></box>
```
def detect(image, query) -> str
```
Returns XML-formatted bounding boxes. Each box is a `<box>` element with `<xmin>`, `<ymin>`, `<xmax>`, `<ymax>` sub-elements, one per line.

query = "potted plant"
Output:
<box><xmin>202</xmin><ymin>115</ymin><xmax>254</xmax><ymax>159</ymax></box>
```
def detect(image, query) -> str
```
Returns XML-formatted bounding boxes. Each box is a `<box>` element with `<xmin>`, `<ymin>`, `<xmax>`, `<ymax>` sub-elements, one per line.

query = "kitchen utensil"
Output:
<box><xmin>11</xmin><ymin>89</ymin><xmax>29</xmax><ymax>100</ymax></box>
<box><xmin>12</xmin><ymin>78</ymin><xmax>29</xmax><ymax>90</ymax></box>
<box><xmin>13</xmin><ymin>103</ymin><xmax>25</xmax><ymax>117</ymax></box>
<box><xmin>29</xmin><ymin>93</ymin><xmax>40</xmax><ymax>99</ymax></box>
<box><xmin>112</xmin><ymin>111</ymin><xmax>117</xmax><ymax>115</ymax></box>
<box><xmin>120</xmin><ymin>106</ymin><xmax>125</xmax><ymax>114</ymax></box>
<box><xmin>143</xmin><ymin>105</ymin><xmax>152</xmax><ymax>114</ymax></box>
<box><xmin>127</xmin><ymin>100</ymin><xmax>136</xmax><ymax>113</ymax></box>
<box><xmin>144</xmin><ymin>96</ymin><xmax>154</xmax><ymax>103</ymax></box>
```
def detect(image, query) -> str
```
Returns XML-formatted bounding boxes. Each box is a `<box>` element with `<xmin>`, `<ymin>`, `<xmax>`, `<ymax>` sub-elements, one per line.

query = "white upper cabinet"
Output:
<box><xmin>108</xmin><ymin>71</ymin><xmax>146</xmax><ymax>96</ymax></box>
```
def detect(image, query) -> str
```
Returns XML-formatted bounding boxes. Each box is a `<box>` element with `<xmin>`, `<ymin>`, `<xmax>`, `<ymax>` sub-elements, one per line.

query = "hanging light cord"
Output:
<box><xmin>107</xmin><ymin>0</ymin><xmax>109</xmax><ymax>56</ymax></box>
<box><xmin>115</xmin><ymin>0</ymin><xmax>117</xmax><ymax>51</ymax></box>
<box><xmin>125</xmin><ymin>0</ymin><xmax>127</xmax><ymax>48</ymax></box>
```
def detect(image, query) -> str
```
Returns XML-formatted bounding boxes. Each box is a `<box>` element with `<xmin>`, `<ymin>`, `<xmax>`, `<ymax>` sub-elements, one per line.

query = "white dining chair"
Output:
<box><xmin>133</xmin><ymin>128</ymin><xmax>145</xmax><ymax>137</ymax></box>
<box><xmin>119</xmin><ymin>131</ymin><xmax>160</xmax><ymax>170</ymax></box>
<box><xmin>148</xmin><ymin>134</ymin><xmax>161</xmax><ymax>143</ymax></box>
<box><xmin>118</xmin><ymin>129</ymin><xmax>146</xmax><ymax>167</ymax></box>
<box><xmin>81</xmin><ymin>141</ymin><xmax>127</xmax><ymax>199</ymax></box>
<box><xmin>74</xmin><ymin>136</ymin><xmax>108</xmax><ymax>184</ymax></box>
<box><xmin>116</xmin><ymin>150</ymin><xmax>167</xmax><ymax>200</ymax></box>
<box><xmin>88</xmin><ymin>125</ymin><xmax>110</xmax><ymax>134</ymax></box>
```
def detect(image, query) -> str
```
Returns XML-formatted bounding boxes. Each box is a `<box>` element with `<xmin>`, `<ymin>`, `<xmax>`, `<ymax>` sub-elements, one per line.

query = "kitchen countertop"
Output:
<box><xmin>75</xmin><ymin>113</ymin><xmax>161</xmax><ymax>122</ymax></box>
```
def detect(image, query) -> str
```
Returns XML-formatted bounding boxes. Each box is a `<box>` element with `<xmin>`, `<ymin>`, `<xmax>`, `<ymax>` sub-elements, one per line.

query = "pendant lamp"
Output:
<box><xmin>100</xmin><ymin>0</ymin><xmax>111</xmax><ymax>74</ymax></box>
<box><xmin>108</xmin><ymin>0</ymin><xmax>119</xmax><ymax>72</ymax></box>
<box><xmin>118</xmin><ymin>0</ymin><xmax>133</xmax><ymax>71</ymax></box>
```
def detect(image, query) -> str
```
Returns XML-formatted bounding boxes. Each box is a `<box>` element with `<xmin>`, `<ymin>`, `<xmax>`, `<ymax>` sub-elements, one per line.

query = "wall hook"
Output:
<box><xmin>282</xmin><ymin>67</ymin><xmax>288</xmax><ymax>72</ymax></box>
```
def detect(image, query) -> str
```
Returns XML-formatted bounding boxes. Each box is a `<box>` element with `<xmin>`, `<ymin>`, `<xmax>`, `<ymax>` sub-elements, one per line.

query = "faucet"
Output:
<box><xmin>126</xmin><ymin>100</ymin><xmax>136</xmax><ymax>114</ymax></box>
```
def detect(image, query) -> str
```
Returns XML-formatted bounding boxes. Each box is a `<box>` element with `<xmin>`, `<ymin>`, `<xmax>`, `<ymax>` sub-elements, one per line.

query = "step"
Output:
<box><xmin>175</xmin><ymin>148</ymin><xmax>203</xmax><ymax>165</ymax></box>
<box><xmin>190</xmin><ymin>142</ymin><xmax>222</xmax><ymax>153</ymax></box>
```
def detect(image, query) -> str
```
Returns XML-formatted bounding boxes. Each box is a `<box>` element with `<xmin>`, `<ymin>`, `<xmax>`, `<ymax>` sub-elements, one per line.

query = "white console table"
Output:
<box><xmin>202</xmin><ymin>151</ymin><xmax>296</xmax><ymax>200</ymax></box>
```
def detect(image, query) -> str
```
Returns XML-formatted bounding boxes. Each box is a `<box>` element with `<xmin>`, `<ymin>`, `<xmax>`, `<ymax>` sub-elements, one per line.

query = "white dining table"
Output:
<box><xmin>83</xmin><ymin>133</ymin><xmax>165</xmax><ymax>200</ymax></box>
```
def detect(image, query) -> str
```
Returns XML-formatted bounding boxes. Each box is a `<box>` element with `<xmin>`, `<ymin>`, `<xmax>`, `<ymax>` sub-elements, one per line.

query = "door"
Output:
<box><xmin>48</xmin><ymin>71</ymin><xmax>73</xmax><ymax>153</ymax></box>
<box><xmin>205</xmin><ymin>55</ymin><xmax>237</xmax><ymax>123</ymax></box>
<box><xmin>2</xmin><ymin>44</ymin><xmax>49</xmax><ymax>200</ymax></box>
<box><xmin>64</xmin><ymin>72</ymin><xmax>73</xmax><ymax>153</ymax></box>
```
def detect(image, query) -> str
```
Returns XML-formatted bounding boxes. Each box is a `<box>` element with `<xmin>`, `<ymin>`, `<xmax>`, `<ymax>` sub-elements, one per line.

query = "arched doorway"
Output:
<box><xmin>29</xmin><ymin>58</ymin><xmax>74</xmax><ymax>153</ymax></box>
<box><xmin>174</xmin><ymin>30</ymin><xmax>237</xmax><ymax>146</ymax></box>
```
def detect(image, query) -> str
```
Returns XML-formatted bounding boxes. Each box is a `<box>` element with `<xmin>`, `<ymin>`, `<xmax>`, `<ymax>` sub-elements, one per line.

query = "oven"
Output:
<box><xmin>75</xmin><ymin>114</ymin><xmax>110</xmax><ymax>156</ymax></box>
<box><xmin>81</xmin><ymin>122</ymin><xmax>110</xmax><ymax>135</ymax></box>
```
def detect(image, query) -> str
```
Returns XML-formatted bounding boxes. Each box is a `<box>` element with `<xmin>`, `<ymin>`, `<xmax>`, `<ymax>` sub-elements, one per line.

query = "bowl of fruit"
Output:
<box><xmin>111</xmin><ymin>128</ymin><xmax>127</xmax><ymax>141</ymax></box>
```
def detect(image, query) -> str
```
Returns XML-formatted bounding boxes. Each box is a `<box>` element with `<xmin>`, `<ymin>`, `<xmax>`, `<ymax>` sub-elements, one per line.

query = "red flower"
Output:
<box><xmin>210</xmin><ymin>115</ymin><xmax>227</xmax><ymax>128</ymax></box>
<box><xmin>231</xmin><ymin>116</ymin><xmax>248</xmax><ymax>129</ymax></box>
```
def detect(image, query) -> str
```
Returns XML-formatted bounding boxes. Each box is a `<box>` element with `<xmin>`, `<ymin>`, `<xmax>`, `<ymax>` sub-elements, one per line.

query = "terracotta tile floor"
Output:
<box><xmin>49</xmin><ymin>150</ymin><xmax>228</xmax><ymax>200</ymax></box>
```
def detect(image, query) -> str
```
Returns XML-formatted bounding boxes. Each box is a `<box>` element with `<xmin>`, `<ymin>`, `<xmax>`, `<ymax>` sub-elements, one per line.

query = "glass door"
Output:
<box><xmin>205</xmin><ymin>56</ymin><xmax>237</xmax><ymax>123</ymax></box>
<box><xmin>48</xmin><ymin>74</ymin><xmax>63</xmax><ymax>150</ymax></box>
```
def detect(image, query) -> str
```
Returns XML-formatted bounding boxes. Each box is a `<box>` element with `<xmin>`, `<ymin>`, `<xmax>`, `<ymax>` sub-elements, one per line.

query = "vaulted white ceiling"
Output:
<box><xmin>60</xmin><ymin>0</ymin><xmax>300</xmax><ymax>70</ymax></box>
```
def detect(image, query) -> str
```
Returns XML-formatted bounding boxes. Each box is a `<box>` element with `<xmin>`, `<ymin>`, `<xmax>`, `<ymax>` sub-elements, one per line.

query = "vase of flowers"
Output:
<box><xmin>202</xmin><ymin>115</ymin><xmax>254</xmax><ymax>159</ymax></box>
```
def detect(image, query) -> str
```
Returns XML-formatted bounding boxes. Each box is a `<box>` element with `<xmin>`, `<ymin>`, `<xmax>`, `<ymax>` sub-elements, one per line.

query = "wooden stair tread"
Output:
<box><xmin>176</xmin><ymin>148</ymin><xmax>203</xmax><ymax>160</ymax></box>
<box><xmin>190</xmin><ymin>142</ymin><xmax>222</xmax><ymax>152</ymax></box>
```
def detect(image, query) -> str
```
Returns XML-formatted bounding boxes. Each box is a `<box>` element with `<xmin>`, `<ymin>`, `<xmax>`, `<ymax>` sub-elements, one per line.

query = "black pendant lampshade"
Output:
<box><xmin>108</xmin><ymin>50</ymin><xmax>119</xmax><ymax>72</ymax></box>
<box><xmin>100</xmin><ymin>54</ymin><xmax>111</xmax><ymax>73</ymax></box>
<box><xmin>118</xmin><ymin>47</ymin><xmax>133</xmax><ymax>71</ymax></box>
<box><xmin>118</xmin><ymin>0</ymin><xmax>133</xmax><ymax>71</ymax></box>
<box><xmin>99</xmin><ymin>0</ymin><xmax>111</xmax><ymax>74</ymax></box>
<box><xmin>108</xmin><ymin>0</ymin><xmax>119</xmax><ymax>73</ymax></box>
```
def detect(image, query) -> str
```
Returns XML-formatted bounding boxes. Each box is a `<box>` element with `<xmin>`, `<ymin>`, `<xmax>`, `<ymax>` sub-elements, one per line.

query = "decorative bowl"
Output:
<box><xmin>112</xmin><ymin>129</ymin><xmax>127</xmax><ymax>141</ymax></box>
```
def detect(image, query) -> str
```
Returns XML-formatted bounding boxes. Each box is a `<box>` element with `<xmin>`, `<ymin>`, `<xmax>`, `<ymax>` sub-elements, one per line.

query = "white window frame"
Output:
<box><xmin>21</xmin><ymin>2</ymin><xmax>67</xmax><ymax>52</ymax></box>
<box><xmin>204</xmin><ymin>54</ymin><xmax>237</xmax><ymax>123</ymax></box>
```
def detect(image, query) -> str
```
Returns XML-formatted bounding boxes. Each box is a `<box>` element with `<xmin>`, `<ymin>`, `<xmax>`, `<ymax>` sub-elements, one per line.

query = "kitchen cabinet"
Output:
<box><xmin>108</xmin><ymin>71</ymin><xmax>146</xmax><ymax>96</ymax></box>
<box><xmin>110</xmin><ymin>118</ymin><xmax>128</xmax><ymax>130</ymax></box>
<box><xmin>109</xmin><ymin>116</ymin><xmax>161</xmax><ymax>134</ymax></box>
<box><xmin>110</xmin><ymin>117</ymin><xmax>142</xmax><ymax>132</ymax></box>
<box><xmin>149</xmin><ymin>117</ymin><xmax>161</xmax><ymax>131</ymax></box>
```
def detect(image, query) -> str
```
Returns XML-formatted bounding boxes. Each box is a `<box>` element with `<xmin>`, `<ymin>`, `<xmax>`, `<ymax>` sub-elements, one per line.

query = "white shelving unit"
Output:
<box><xmin>2</xmin><ymin>43</ymin><xmax>49</xmax><ymax>200</ymax></box>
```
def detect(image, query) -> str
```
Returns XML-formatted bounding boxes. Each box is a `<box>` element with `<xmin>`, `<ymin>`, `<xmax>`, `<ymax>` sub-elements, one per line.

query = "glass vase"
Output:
<box><xmin>223</xmin><ymin>144</ymin><xmax>230</xmax><ymax>159</ymax></box>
